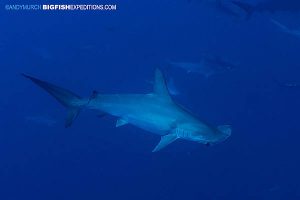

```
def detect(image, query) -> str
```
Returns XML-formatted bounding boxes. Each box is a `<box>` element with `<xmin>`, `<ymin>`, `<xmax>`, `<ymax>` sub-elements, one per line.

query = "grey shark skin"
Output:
<box><xmin>22</xmin><ymin>69</ymin><xmax>231</xmax><ymax>152</ymax></box>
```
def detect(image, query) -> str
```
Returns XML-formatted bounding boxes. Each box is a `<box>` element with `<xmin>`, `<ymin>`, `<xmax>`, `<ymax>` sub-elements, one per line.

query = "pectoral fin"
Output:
<box><xmin>152</xmin><ymin>134</ymin><xmax>178</xmax><ymax>152</ymax></box>
<box><xmin>116</xmin><ymin>118</ymin><xmax>128</xmax><ymax>127</ymax></box>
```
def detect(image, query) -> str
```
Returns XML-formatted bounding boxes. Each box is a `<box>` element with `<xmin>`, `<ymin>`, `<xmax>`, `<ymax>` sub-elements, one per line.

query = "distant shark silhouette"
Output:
<box><xmin>270</xmin><ymin>18</ymin><xmax>300</xmax><ymax>38</ymax></box>
<box><xmin>232</xmin><ymin>0</ymin><xmax>300</xmax><ymax>18</ymax></box>
<box><xmin>23</xmin><ymin>69</ymin><xmax>231</xmax><ymax>152</ymax></box>
<box><xmin>167</xmin><ymin>54</ymin><xmax>237</xmax><ymax>78</ymax></box>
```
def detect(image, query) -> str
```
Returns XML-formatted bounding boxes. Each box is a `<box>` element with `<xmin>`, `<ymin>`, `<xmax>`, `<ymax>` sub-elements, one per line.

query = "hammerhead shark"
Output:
<box><xmin>22</xmin><ymin>69</ymin><xmax>231</xmax><ymax>152</ymax></box>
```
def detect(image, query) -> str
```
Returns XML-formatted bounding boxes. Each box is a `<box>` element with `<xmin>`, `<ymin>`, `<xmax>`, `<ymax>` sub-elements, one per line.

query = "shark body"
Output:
<box><xmin>23</xmin><ymin>69</ymin><xmax>231</xmax><ymax>152</ymax></box>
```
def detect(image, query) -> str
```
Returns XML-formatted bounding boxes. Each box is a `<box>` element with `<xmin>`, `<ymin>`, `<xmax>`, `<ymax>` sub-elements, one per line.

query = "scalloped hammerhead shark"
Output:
<box><xmin>23</xmin><ymin>69</ymin><xmax>231</xmax><ymax>152</ymax></box>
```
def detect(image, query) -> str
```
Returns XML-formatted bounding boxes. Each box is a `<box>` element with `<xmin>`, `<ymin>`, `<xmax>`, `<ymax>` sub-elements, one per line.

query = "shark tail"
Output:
<box><xmin>22</xmin><ymin>73</ymin><xmax>83</xmax><ymax>127</ymax></box>
<box><xmin>231</xmin><ymin>1</ymin><xmax>255</xmax><ymax>19</ymax></box>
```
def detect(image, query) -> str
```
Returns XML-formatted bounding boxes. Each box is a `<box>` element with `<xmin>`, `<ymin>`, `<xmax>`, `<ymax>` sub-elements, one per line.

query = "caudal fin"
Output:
<box><xmin>22</xmin><ymin>73</ymin><xmax>82</xmax><ymax>127</ymax></box>
<box><xmin>231</xmin><ymin>1</ymin><xmax>255</xmax><ymax>19</ymax></box>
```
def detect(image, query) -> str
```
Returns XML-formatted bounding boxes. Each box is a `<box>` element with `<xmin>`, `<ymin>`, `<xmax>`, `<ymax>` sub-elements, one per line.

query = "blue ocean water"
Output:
<box><xmin>1</xmin><ymin>0</ymin><xmax>300</xmax><ymax>199</ymax></box>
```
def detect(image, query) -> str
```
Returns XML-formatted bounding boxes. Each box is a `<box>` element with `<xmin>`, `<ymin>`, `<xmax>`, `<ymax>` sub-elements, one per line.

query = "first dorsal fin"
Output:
<box><xmin>153</xmin><ymin>69</ymin><xmax>172</xmax><ymax>101</ymax></box>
